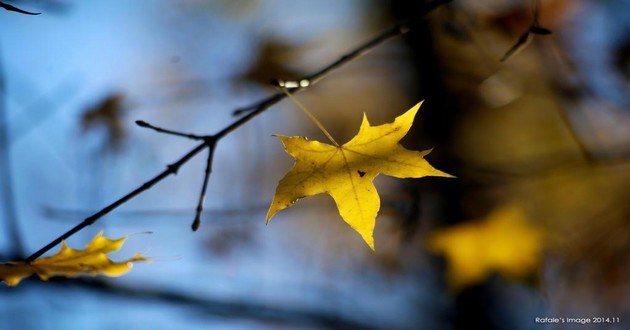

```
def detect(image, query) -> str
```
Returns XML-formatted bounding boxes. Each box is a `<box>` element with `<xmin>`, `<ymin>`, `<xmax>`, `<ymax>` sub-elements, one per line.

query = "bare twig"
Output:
<box><xmin>135</xmin><ymin>120</ymin><xmax>217</xmax><ymax>230</ymax></box>
<box><xmin>0</xmin><ymin>1</ymin><xmax>40</xmax><ymax>15</ymax></box>
<box><xmin>192</xmin><ymin>142</ymin><xmax>216</xmax><ymax>231</ymax></box>
<box><xmin>500</xmin><ymin>0</ymin><xmax>551</xmax><ymax>62</ymax></box>
<box><xmin>25</xmin><ymin>141</ymin><xmax>209</xmax><ymax>261</ymax></box>
<box><xmin>24</xmin><ymin>0</ymin><xmax>451</xmax><ymax>261</ymax></box>
<box><xmin>135</xmin><ymin>120</ymin><xmax>208</xmax><ymax>141</ymax></box>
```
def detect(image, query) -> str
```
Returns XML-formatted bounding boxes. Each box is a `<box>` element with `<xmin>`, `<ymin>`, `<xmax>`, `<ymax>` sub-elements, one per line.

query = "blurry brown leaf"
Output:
<box><xmin>240</xmin><ymin>38</ymin><xmax>304</xmax><ymax>86</ymax></box>
<box><xmin>81</xmin><ymin>93</ymin><xmax>126</xmax><ymax>149</ymax></box>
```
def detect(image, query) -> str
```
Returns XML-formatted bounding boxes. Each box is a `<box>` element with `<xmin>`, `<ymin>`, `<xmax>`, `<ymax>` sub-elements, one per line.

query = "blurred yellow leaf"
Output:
<box><xmin>0</xmin><ymin>232</ymin><xmax>147</xmax><ymax>287</ymax></box>
<box><xmin>427</xmin><ymin>204</ymin><xmax>542</xmax><ymax>290</ymax></box>
<box><xmin>267</xmin><ymin>102</ymin><xmax>452</xmax><ymax>249</ymax></box>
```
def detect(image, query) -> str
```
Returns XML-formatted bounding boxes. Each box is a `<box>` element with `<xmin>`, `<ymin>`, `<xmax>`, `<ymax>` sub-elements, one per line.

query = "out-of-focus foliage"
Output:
<box><xmin>418</xmin><ymin>0</ymin><xmax>630</xmax><ymax>320</ymax></box>
<box><xmin>0</xmin><ymin>232</ymin><xmax>147</xmax><ymax>286</ymax></box>
<box><xmin>267</xmin><ymin>102</ymin><xmax>452</xmax><ymax>249</ymax></box>
<box><xmin>81</xmin><ymin>93</ymin><xmax>127</xmax><ymax>150</ymax></box>
<box><xmin>427</xmin><ymin>204</ymin><xmax>543</xmax><ymax>290</ymax></box>
<box><xmin>239</xmin><ymin>38</ymin><xmax>305</xmax><ymax>86</ymax></box>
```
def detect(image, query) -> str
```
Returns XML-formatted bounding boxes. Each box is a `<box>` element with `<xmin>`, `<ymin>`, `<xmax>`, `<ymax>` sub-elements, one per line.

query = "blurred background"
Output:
<box><xmin>0</xmin><ymin>0</ymin><xmax>629</xmax><ymax>329</ymax></box>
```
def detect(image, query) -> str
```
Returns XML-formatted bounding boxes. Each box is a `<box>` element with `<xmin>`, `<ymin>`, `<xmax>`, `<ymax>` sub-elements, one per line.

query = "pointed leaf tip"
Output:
<box><xmin>363</xmin><ymin>234</ymin><xmax>375</xmax><ymax>251</ymax></box>
<box><xmin>397</xmin><ymin>101</ymin><xmax>423</xmax><ymax>123</ymax></box>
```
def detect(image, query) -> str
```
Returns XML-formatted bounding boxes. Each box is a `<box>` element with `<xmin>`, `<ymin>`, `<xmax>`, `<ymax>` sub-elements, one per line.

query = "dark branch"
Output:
<box><xmin>134</xmin><ymin>120</ymin><xmax>218</xmax><ymax>231</ymax></box>
<box><xmin>500</xmin><ymin>0</ymin><xmax>551</xmax><ymax>62</ymax></box>
<box><xmin>135</xmin><ymin>120</ymin><xmax>209</xmax><ymax>141</ymax></box>
<box><xmin>500</xmin><ymin>31</ymin><xmax>532</xmax><ymax>62</ymax></box>
<box><xmin>25</xmin><ymin>141</ymin><xmax>210</xmax><ymax>261</ymax></box>
<box><xmin>0</xmin><ymin>1</ymin><xmax>40</xmax><ymax>15</ymax></box>
<box><xmin>192</xmin><ymin>142</ymin><xmax>216</xmax><ymax>231</ymax></box>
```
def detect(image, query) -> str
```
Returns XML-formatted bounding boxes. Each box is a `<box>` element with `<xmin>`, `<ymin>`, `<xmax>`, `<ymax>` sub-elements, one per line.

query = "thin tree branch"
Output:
<box><xmin>25</xmin><ymin>141</ymin><xmax>209</xmax><ymax>261</ymax></box>
<box><xmin>23</xmin><ymin>0</ymin><xmax>451</xmax><ymax>261</ymax></box>
<box><xmin>135</xmin><ymin>120</ymin><xmax>208</xmax><ymax>141</ymax></box>
<box><xmin>135</xmin><ymin>120</ymin><xmax>218</xmax><ymax>230</ymax></box>
<box><xmin>0</xmin><ymin>1</ymin><xmax>40</xmax><ymax>15</ymax></box>
<box><xmin>192</xmin><ymin>142</ymin><xmax>216</xmax><ymax>231</ymax></box>
<box><xmin>500</xmin><ymin>0</ymin><xmax>551</xmax><ymax>62</ymax></box>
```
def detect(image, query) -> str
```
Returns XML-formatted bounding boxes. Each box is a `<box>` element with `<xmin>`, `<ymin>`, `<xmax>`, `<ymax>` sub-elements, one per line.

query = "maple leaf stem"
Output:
<box><xmin>278</xmin><ymin>85</ymin><xmax>339</xmax><ymax>146</ymax></box>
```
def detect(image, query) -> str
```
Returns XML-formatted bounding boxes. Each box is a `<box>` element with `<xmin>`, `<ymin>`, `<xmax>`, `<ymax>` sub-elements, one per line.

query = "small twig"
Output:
<box><xmin>0</xmin><ymin>1</ymin><xmax>40</xmax><ymax>15</ymax></box>
<box><xmin>136</xmin><ymin>120</ymin><xmax>218</xmax><ymax>231</ymax></box>
<box><xmin>500</xmin><ymin>0</ymin><xmax>551</xmax><ymax>62</ymax></box>
<box><xmin>192</xmin><ymin>142</ymin><xmax>216</xmax><ymax>231</ymax></box>
<box><xmin>135</xmin><ymin>120</ymin><xmax>208</xmax><ymax>141</ymax></box>
<box><xmin>24</xmin><ymin>0</ymin><xmax>451</xmax><ymax>261</ymax></box>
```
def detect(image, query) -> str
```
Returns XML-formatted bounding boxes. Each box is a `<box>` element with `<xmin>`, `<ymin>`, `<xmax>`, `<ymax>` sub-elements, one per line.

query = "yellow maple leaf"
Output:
<box><xmin>427</xmin><ymin>204</ymin><xmax>543</xmax><ymax>290</ymax></box>
<box><xmin>267</xmin><ymin>102</ymin><xmax>452</xmax><ymax>249</ymax></box>
<box><xmin>0</xmin><ymin>232</ymin><xmax>148</xmax><ymax>286</ymax></box>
